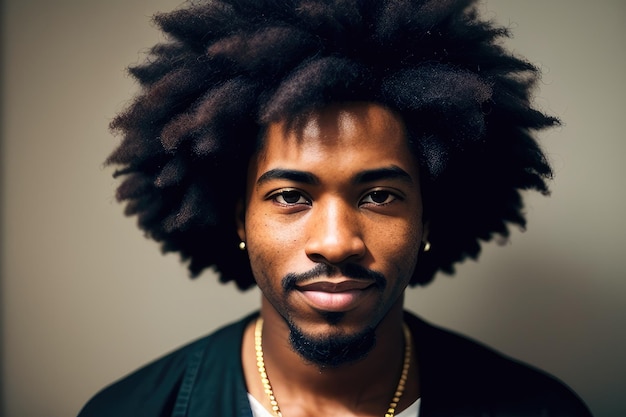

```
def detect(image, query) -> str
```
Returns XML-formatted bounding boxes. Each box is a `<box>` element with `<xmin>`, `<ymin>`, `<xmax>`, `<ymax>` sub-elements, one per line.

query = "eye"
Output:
<box><xmin>360</xmin><ymin>190</ymin><xmax>398</xmax><ymax>206</ymax></box>
<box><xmin>271</xmin><ymin>189</ymin><xmax>310</xmax><ymax>205</ymax></box>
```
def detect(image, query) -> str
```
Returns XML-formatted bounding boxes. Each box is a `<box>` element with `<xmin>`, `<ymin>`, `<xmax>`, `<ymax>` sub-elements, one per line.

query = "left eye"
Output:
<box><xmin>360</xmin><ymin>190</ymin><xmax>396</xmax><ymax>205</ymax></box>
<box><xmin>273</xmin><ymin>190</ymin><xmax>310</xmax><ymax>205</ymax></box>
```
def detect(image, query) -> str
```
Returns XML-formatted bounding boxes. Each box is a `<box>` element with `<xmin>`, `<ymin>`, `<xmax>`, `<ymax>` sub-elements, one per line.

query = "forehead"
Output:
<box><xmin>257</xmin><ymin>102</ymin><xmax>412</xmax><ymax>166</ymax></box>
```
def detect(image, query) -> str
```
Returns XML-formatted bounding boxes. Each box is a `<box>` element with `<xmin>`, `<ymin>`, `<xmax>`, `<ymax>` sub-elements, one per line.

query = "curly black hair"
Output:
<box><xmin>108</xmin><ymin>0</ymin><xmax>558</xmax><ymax>290</ymax></box>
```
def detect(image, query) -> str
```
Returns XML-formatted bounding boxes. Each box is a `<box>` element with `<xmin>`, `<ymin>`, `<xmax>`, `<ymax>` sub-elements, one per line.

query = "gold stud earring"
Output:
<box><xmin>423</xmin><ymin>241</ymin><xmax>431</xmax><ymax>252</ymax></box>
<box><xmin>239</xmin><ymin>241</ymin><xmax>246</xmax><ymax>251</ymax></box>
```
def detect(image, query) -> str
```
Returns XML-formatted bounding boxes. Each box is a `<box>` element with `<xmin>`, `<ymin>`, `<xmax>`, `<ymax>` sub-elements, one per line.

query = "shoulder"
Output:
<box><xmin>76</xmin><ymin>313</ymin><xmax>255</xmax><ymax>417</ymax></box>
<box><xmin>404</xmin><ymin>312</ymin><xmax>593</xmax><ymax>417</ymax></box>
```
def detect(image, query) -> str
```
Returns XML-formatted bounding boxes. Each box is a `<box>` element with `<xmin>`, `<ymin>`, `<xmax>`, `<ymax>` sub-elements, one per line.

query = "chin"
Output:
<box><xmin>286</xmin><ymin>319</ymin><xmax>377</xmax><ymax>368</ymax></box>
<box><xmin>318</xmin><ymin>311</ymin><xmax>345</xmax><ymax>325</ymax></box>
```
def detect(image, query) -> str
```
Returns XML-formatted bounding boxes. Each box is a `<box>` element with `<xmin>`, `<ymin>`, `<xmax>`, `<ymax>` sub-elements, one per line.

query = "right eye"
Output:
<box><xmin>271</xmin><ymin>189</ymin><xmax>311</xmax><ymax>206</ymax></box>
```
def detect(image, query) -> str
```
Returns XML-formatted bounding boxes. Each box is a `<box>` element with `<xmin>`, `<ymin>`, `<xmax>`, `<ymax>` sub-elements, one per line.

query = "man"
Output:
<box><xmin>79</xmin><ymin>0</ymin><xmax>592</xmax><ymax>416</ymax></box>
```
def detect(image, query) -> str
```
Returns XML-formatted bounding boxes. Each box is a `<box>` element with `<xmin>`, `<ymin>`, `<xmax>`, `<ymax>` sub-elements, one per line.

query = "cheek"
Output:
<box><xmin>247</xmin><ymin>250</ymin><xmax>267</xmax><ymax>285</ymax></box>
<box><xmin>246</xmin><ymin>205</ymin><xmax>304</xmax><ymax>252</ymax></box>
<box><xmin>247</xmin><ymin>221</ymin><xmax>290</xmax><ymax>259</ymax></box>
<box><xmin>371</xmin><ymin>219</ymin><xmax>422</xmax><ymax>275</ymax></box>
<box><xmin>245</xmin><ymin>214</ymin><xmax>297</xmax><ymax>281</ymax></box>
<box><xmin>375</xmin><ymin>215</ymin><xmax>422</xmax><ymax>247</ymax></box>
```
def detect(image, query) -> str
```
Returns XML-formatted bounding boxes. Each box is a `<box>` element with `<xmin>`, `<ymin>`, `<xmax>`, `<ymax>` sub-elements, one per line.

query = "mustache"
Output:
<box><xmin>282</xmin><ymin>263</ymin><xmax>386</xmax><ymax>292</ymax></box>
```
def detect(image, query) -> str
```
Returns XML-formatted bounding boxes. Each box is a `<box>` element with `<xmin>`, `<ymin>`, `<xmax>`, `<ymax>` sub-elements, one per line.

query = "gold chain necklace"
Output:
<box><xmin>254</xmin><ymin>317</ymin><xmax>412</xmax><ymax>417</ymax></box>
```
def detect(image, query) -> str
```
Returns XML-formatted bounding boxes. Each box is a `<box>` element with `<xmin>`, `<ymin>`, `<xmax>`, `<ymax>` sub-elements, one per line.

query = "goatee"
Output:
<box><xmin>287</xmin><ymin>321</ymin><xmax>376</xmax><ymax>368</ymax></box>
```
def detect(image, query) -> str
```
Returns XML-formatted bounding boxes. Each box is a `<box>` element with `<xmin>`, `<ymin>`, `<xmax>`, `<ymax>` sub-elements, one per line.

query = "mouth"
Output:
<box><xmin>294</xmin><ymin>279</ymin><xmax>377</xmax><ymax>312</ymax></box>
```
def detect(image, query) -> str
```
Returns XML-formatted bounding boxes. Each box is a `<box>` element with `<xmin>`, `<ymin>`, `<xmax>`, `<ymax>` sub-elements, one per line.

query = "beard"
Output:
<box><xmin>287</xmin><ymin>319</ymin><xmax>377</xmax><ymax>368</ymax></box>
<box><xmin>277</xmin><ymin>263</ymin><xmax>386</xmax><ymax>367</ymax></box>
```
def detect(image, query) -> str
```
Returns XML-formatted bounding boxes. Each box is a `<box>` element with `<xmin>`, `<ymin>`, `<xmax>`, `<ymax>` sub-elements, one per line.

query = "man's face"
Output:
<box><xmin>238</xmin><ymin>102</ymin><xmax>426</xmax><ymax>365</ymax></box>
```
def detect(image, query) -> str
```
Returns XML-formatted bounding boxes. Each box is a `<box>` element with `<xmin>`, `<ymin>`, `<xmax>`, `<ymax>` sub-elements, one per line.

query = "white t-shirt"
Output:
<box><xmin>248</xmin><ymin>393</ymin><xmax>420</xmax><ymax>417</ymax></box>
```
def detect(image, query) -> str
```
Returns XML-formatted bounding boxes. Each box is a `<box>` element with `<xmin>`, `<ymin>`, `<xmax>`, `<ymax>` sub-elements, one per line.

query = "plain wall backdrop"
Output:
<box><xmin>1</xmin><ymin>1</ymin><xmax>625</xmax><ymax>416</ymax></box>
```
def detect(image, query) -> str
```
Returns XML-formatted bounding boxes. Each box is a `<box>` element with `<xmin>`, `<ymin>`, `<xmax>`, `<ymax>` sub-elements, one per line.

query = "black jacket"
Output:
<box><xmin>78</xmin><ymin>311</ymin><xmax>592</xmax><ymax>417</ymax></box>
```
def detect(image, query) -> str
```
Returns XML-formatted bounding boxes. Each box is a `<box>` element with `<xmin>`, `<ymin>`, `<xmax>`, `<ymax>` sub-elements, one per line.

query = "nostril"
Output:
<box><xmin>305</xmin><ymin>234</ymin><xmax>366</xmax><ymax>265</ymax></box>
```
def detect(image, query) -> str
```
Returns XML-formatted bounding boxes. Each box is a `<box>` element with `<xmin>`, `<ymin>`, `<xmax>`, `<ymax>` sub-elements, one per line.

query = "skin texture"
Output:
<box><xmin>238</xmin><ymin>102</ymin><xmax>426</xmax><ymax>416</ymax></box>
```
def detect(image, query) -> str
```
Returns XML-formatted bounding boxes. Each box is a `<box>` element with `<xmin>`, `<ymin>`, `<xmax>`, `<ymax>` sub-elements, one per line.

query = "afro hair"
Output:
<box><xmin>108</xmin><ymin>0</ymin><xmax>558</xmax><ymax>290</ymax></box>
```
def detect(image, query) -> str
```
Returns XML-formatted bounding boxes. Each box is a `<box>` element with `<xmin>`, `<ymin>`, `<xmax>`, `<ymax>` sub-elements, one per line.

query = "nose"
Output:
<box><xmin>304</xmin><ymin>198</ymin><xmax>366</xmax><ymax>265</ymax></box>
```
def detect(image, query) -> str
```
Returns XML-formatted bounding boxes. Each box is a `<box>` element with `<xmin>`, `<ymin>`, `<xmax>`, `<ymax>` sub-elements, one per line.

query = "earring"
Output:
<box><xmin>239</xmin><ymin>241</ymin><xmax>246</xmax><ymax>251</ymax></box>
<box><xmin>422</xmin><ymin>241</ymin><xmax>431</xmax><ymax>252</ymax></box>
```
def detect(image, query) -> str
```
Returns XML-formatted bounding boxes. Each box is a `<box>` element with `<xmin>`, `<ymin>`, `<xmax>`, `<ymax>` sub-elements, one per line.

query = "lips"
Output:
<box><xmin>295</xmin><ymin>279</ymin><xmax>374</xmax><ymax>292</ymax></box>
<box><xmin>295</xmin><ymin>279</ymin><xmax>376</xmax><ymax>312</ymax></box>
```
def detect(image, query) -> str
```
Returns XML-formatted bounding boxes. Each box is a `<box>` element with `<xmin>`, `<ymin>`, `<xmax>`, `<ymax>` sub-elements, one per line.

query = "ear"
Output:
<box><xmin>421</xmin><ymin>220</ymin><xmax>430</xmax><ymax>245</ymax></box>
<box><xmin>235</xmin><ymin>198</ymin><xmax>246</xmax><ymax>242</ymax></box>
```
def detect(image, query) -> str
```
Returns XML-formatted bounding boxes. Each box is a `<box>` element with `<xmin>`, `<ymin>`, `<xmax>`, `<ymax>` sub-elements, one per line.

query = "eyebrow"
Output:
<box><xmin>256</xmin><ymin>169</ymin><xmax>319</xmax><ymax>187</ymax></box>
<box><xmin>353</xmin><ymin>166</ymin><xmax>414</xmax><ymax>185</ymax></box>
<box><xmin>256</xmin><ymin>166</ymin><xmax>414</xmax><ymax>187</ymax></box>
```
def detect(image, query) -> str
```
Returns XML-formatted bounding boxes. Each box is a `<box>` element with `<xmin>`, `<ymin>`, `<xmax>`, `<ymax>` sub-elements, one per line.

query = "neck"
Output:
<box><xmin>242</xmin><ymin>298</ymin><xmax>419</xmax><ymax>416</ymax></box>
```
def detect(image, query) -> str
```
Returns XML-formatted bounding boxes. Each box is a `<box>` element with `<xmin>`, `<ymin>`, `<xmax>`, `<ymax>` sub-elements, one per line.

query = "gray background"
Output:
<box><xmin>2</xmin><ymin>1</ymin><xmax>625</xmax><ymax>416</ymax></box>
